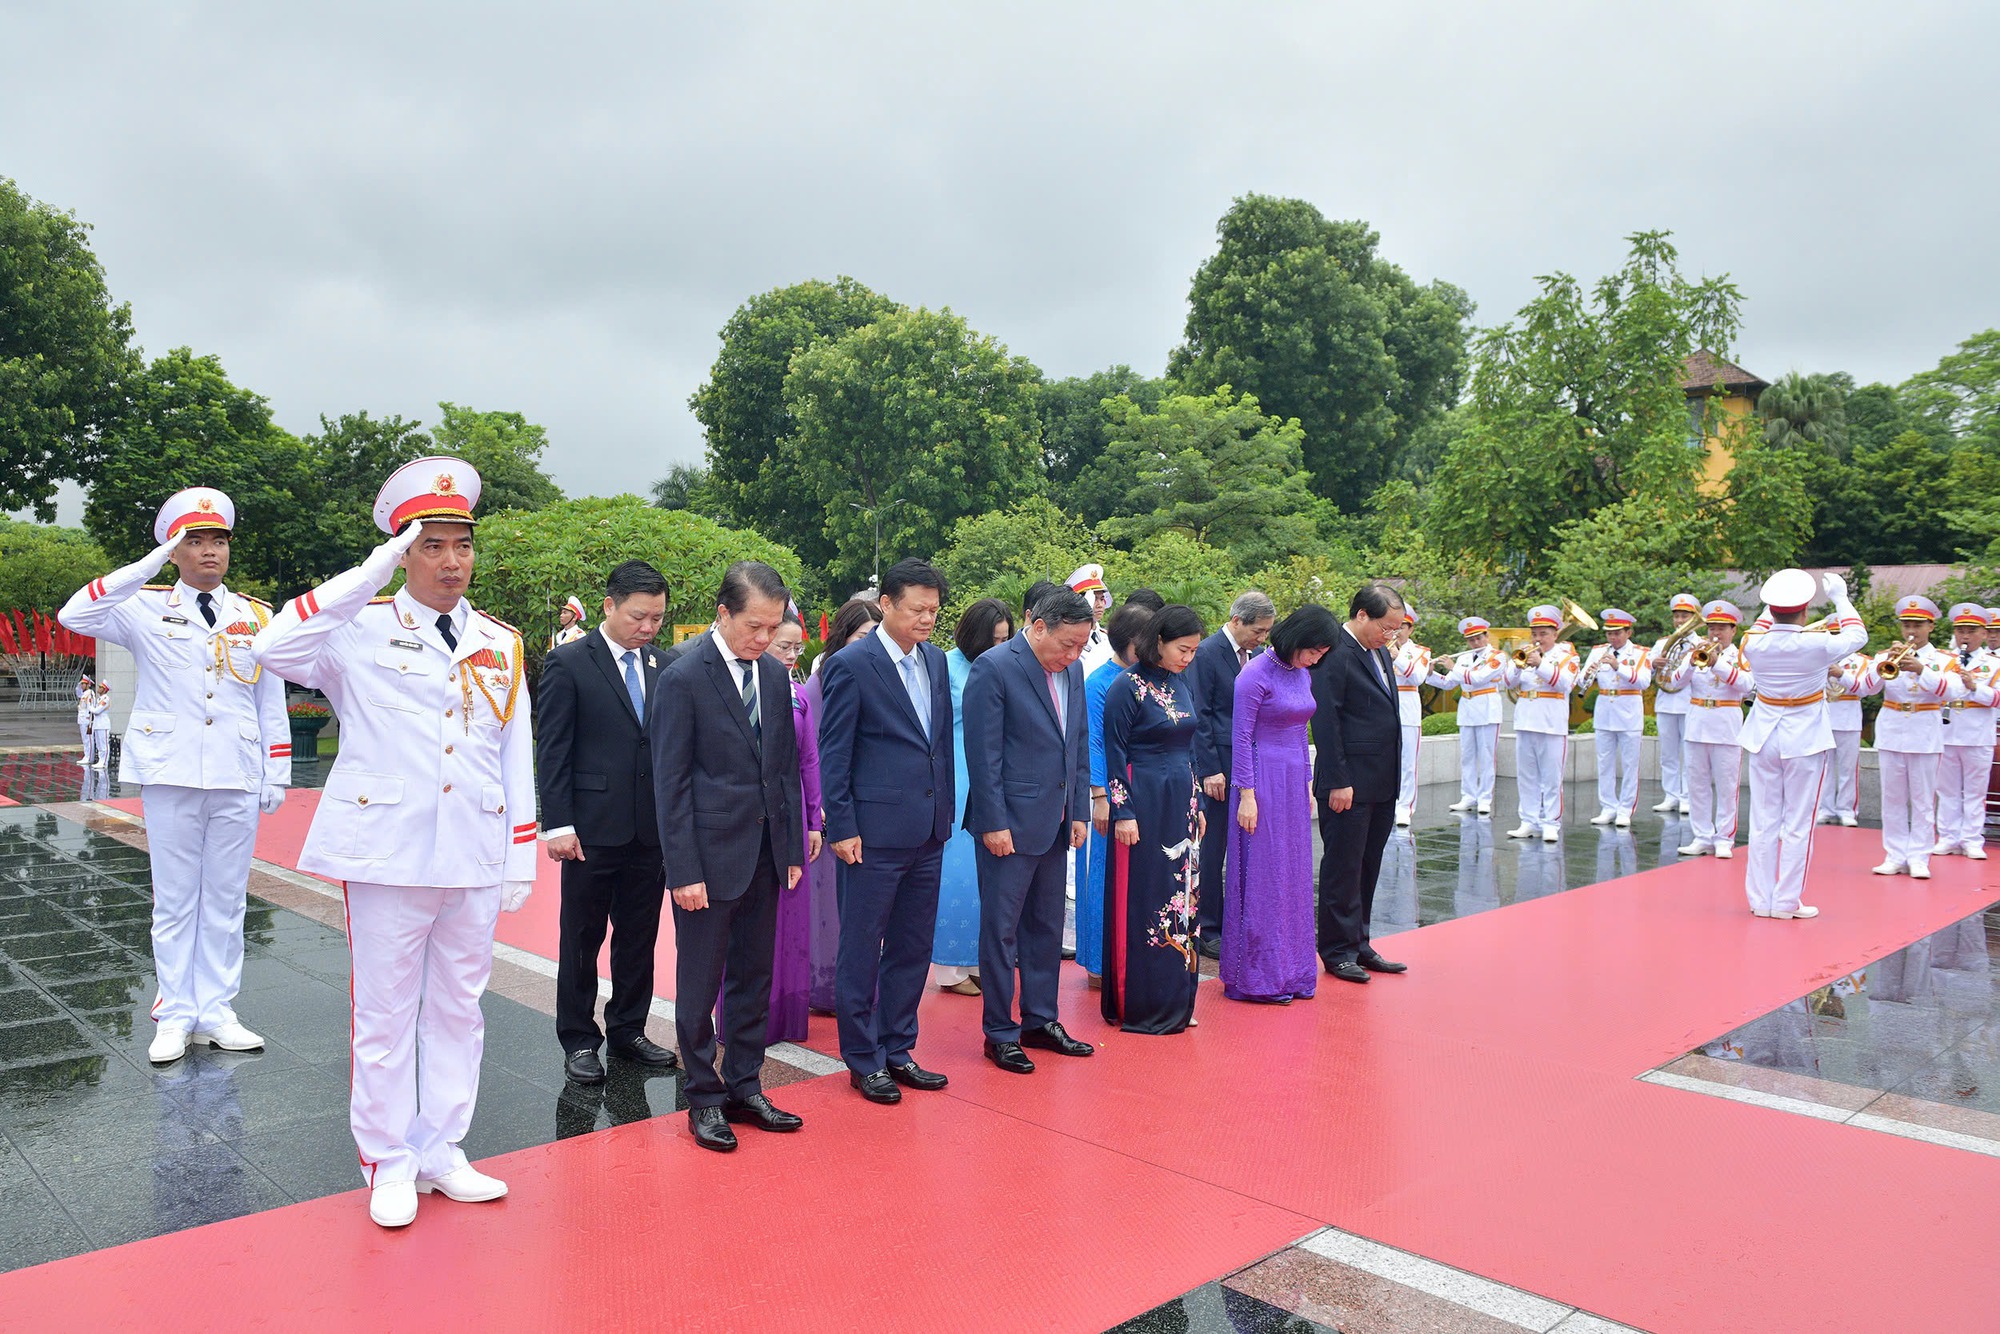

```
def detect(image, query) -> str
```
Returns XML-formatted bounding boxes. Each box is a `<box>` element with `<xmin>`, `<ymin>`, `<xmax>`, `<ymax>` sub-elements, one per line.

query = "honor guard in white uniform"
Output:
<box><xmin>1503</xmin><ymin>605</ymin><xmax>1579</xmax><ymax>843</ymax></box>
<box><xmin>1583</xmin><ymin>608</ymin><xmax>1652</xmax><ymax>827</ymax></box>
<box><xmin>1389</xmin><ymin>609</ymin><xmax>1437</xmax><ymax>825</ymax></box>
<box><xmin>59</xmin><ymin>487</ymin><xmax>290</xmax><ymax>1064</ymax></box>
<box><xmin>88</xmin><ymin>684</ymin><xmax>111</xmax><ymax>769</ymax></box>
<box><xmin>1666</xmin><ymin>601</ymin><xmax>1751</xmax><ymax>858</ymax></box>
<box><xmin>1934</xmin><ymin>603</ymin><xmax>1998</xmax><ymax>860</ymax></box>
<box><xmin>1817</xmin><ymin>647</ymin><xmax>1872</xmax><ymax>827</ymax></box>
<box><xmin>1649</xmin><ymin>592</ymin><xmax>1701</xmax><ymax>813</ymax></box>
<box><xmin>74</xmin><ymin>675</ymin><xmax>94</xmax><ymax>765</ymax></box>
<box><xmin>1738</xmin><ymin>570</ymin><xmax>1868</xmax><ymax>918</ymax></box>
<box><xmin>549</xmin><ymin>594</ymin><xmax>588</xmax><ymax>651</ymax></box>
<box><xmin>1863</xmin><ymin>595</ymin><xmax>1955</xmax><ymax>879</ymax></box>
<box><xmin>253</xmin><ymin>457</ymin><xmax>537</xmax><ymax>1230</ymax></box>
<box><xmin>1067</xmin><ymin>564</ymin><xmax>1115</xmax><ymax>678</ymax></box>
<box><xmin>1441</xmin><ymin>617</ymin><xmax>1504</xmax><ymax>814</ymax></box>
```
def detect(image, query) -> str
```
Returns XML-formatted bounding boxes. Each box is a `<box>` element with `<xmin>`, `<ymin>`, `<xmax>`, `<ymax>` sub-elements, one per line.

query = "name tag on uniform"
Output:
<box><xmin>389</xmin><ymin>638</ymin><xmax>424</xmax><ymax>652</ymax></box>
<box><xmin>161</xmin><ymin>615</ymin><xmax>189</xmax><ymax>625</ymax></box>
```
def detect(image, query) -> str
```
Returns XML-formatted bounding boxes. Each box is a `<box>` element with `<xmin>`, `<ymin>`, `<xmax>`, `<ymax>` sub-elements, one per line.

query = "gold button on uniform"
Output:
<box><xmin>358</xmin><ymin>796</ymin><xmax>369</xmax><ymax>806</ymax></box>
<box><xmin>444</xmin><ymin>745</ymin><xmax>454</xmax><ymax>754</ymax></box>
<box><xmin>205</xmin><ymin>718</ymin><xmax>213</xmax><ymax>726</ymax></box>
<box><xmin>443</xmin><ymin>784</ymin><xmax>453</xmax><ymax>793</ymax></box>
<box><xmin>445</xmin><ymin>709</ymin><xmax>454</xmax><ymax>718</ymax></box>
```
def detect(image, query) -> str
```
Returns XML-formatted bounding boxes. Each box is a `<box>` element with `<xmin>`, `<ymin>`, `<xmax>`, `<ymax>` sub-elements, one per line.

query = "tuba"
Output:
<box><xmin>1655</xmin><ymin>615</ymin><xmax>1703</xmax><ymax>676</ymax></box>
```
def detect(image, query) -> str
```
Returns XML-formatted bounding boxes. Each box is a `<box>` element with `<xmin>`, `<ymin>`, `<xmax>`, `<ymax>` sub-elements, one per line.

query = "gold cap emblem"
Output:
<box><xmin>434</xmin><ymin>473</ymin><xmax>458</xmax><ymax>496</ymax></box>
<box><xmin>197</xmin><ymin>496</ymin><xmax>216</xmax><ymax>512</ymax></box>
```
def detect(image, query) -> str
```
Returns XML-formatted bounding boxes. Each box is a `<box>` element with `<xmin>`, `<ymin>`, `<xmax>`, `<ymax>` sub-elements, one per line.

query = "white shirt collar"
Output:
<box><xmin>711</xmin><ymin>625</ymin><xmax>756</xmax><ymax>669</ymax></box>
<box><xmin>599</xmin><ymin>624</ymin><xmax>643</xmax><ymax>662</ymax></box>
<box><xmin>395</xmin><ymin>587</ymin><xmax>466</xmax><ymax>637</ymax></box>
<box><xmin>877</xmin><ymin>629</ymin><xmax>922</xmax><ymax>668</ymax></box>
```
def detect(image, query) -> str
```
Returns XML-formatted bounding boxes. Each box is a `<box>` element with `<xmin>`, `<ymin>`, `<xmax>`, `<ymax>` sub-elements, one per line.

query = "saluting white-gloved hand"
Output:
<box><xmin>359</xmin><ymin>519</ymin><xmax>426</xmax><ymax>587</ymax></box>
<box><xmin>501</xmin><ymin>880</ymin><xmax>532</xmax><ymax>913</ymax></box>
<box><xmin>259</xmin><ymin>785</ymin><xmax>286</xmax><ymax>815</ymax></box>
<box><xmin>1822</xmin><ymin>571</ymin><xmax>1847</xmax><ymax>603</ymax></box>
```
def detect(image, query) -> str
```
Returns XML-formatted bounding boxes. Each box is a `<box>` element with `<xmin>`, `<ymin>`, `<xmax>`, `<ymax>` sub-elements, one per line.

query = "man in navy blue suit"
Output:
<box><xmin>818</xmin><ymin>559</ymin><xmax>956</xmax><ymax>1105</ymax></box>
<box><xmin>962</xmin><ymin>588</ymin><xmax>1096</xmax><ymax>1074</ymax></box>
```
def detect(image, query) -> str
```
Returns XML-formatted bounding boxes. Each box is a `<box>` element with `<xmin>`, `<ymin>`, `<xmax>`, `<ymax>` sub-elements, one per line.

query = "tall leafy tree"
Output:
<box><xmin>1902</xmin><ymin>328</ymin><xmax>2000</xmax><ymax>451</ymax></box>
<box><xmin>1037</xmin><ymin>366</ymin><xmax>1167</xmax><ymax>517</ymax></box>
<box><xmin>0</xmin><ymin>178</ymin><xmax>140</xmax><ymax>519</ymax></box>
<box><xmin>650</xmin><ymin>462</ymin><xmax>714</xmax><ymax>513</ymax></box>
<box><xmin>429</xmin><ymin>402</ymin><xmax>563</xmax><ymax>514</ymax></box>
<box><xmin>689</xmin><ymin>277</ymin><xmax>899</xmax><ymax>553</ymax></box>
<box><xmin>1759</xmin><ymin>371</ymin><xmax>1848</xmax><ymax>454</ymax></box>
<box><xmin>1169</xmin><ymin>194</ymin><xmax>1472</xmax><ymax>510</ymax></box>
<box><xmin>781</xmin><ymin>306</ymin><xmax>1042</xmax><ymax>591</ymax></box>
<box><xmin>298</xmin><ymin>411</ymin><xmax>433</xmax><ymax>580</ymax></box>
<box><xmin>0</xmin><ymin>520</ymin><xmax>110</xmax><ymax>614</ymax></box>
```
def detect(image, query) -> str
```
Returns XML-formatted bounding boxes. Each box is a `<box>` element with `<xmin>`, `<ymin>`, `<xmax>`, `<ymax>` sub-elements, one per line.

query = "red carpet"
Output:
<box><xmin>40</xmin><ymin>810</ymin><xmax>2000</xmax><ymax>1331</ymax></box>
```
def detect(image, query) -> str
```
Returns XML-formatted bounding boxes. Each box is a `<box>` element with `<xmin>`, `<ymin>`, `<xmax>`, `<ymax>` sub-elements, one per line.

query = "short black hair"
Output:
<box><xmin>1034</xmin><ymin>588</ymin><xmax>1095</xmax><ymax>628</ymax></box>
<box><xmin>1269</xmin><ymin>604</ymin><xmax>1339</xmax><ymax>665</ymax></box>
<box><xmin>718</xmin><ymin>560</ymin><xmax>790</xmax><ymax>615</ymax></box>
<box><xmin>1349</xmin><ymin>582</ymin><xmax>1405</xmax><ymax>620</ymax></box>
<box><xmin>954</xmin><ymin>598</ymin><xmax>1014</xmax><ymax>661</ymax></box>
<box><xmin>606</xmin><ymin>559</ymin><xmax>668</xmax><ymax>604</ymax></box>
<box><xmin>1122</xmin><ymin>588</ymin><xmax>1166</xmax><ymax>613</ymax></box>
<box><xmin>825</xmin><ymin>598</ymin><xmax>883</xmax><ymax>654</ymax></box>
<box><xmin>882</xmin><ymin>558</ymin><xmax>948</xmax><ymax>603</ymax></box>
<box><xmin>1136</xmin><ymin>604</ymin><xmax>1205</xmax><ymax>666</ymax></box>
<box><xmin>1023</xmin><ymin>579</ymin><xmax>1063</xmax><ymax>621</ymax></box>
<box><xmin>1105</xmin><ymin>603</ymin><xmax>1153</xmax><ymax>657</ymax></box>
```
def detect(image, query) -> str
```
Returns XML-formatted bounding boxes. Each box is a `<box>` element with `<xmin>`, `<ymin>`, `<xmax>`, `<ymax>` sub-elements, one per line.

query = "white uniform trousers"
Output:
<box><xmin>344</xmin><ymin>881</ymin><xmax>501</xmax><ymax>1186</ymax></box>
<box><xmin>1936</xmin><ymin>746</ymin><xmax>1989</xmax><ymax>852</ymax></box>
<box><xmin>89</xmin><ymin>723</ymin><xmax>109</xmax><ymax>768</ymax></box>
<box><xmin>77</xmin><ymin>719</ymin><xmax>93</xmax><ymax>765</ymax></box>
<box><xmin>1686</xmin><ymin>741</ymin><xmax>1741</xmax><ymax>850</ymax></box>
<box><xmin>140</xmin><ymin>784</ymin><xmax>258</xmax><ymax>1031</ymax></box>
<box><xmin>1460</xmin><ymin>723</ymin><xmax>1498</xmax><ymax>804</ymax></box>
<box><xmin>1816</xmin><ymin>731</ymin><xmax>1861</xmax><ymax>822</ymax></box>
<box><xmin>1655</xmin><ymin>712</ymin><xmax>1688</xmax><ymax>802</ymax></box>
<box><xmin>1878</xmin><ymin>750</ymin><xmax>1939</xmax><ymax>870</ymax></box>
<box><xmin>1515</xmin><ymin>731</ymin><xmax>1566</xmax><ymax>833</ymax></box>
<box><xmin>1398</xmin><ymin>724</ymin><xmax>1421</xmax><ymax>814</ymax></box>
<box><xmin>1745</xmin><ymin>747</ymin><xmax>1826</xmax><ymax>915</ymax></box>
<box><xmin>1594</xmin><ymin>729</ymin><xmax>1641</xmax><ymax>816</ymax></box>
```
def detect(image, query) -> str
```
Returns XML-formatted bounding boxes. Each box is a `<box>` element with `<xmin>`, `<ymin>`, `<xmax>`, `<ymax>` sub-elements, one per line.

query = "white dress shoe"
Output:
<box><xmin>1838</xmin><ymin>815</ymin><xmax>1858</xmax><ymax>827</ymax></box>
<box><xmin>1506</xmin><ymin>824</ymin><xmax>1536</xmax><ymax>839</ymax></box>
<box><xmin>1541</xmin><ymin>826</ymin><xmax>1560</xmax><ymax>843</ymax></box>
<box><xmin>1677</xmin><ymin>843</ymin><xmax>1709</xmax><ymax>857</ymax></box>
<box><xmin>1394</xmin><ymin>808</ymin><xmax>1412</xmax><ymax>827</ymax></box>
<box><xmin>1614</xmin><ymin>811</ymin><xmax>1632</xmax><ymax>828</ymax></box>
<box><xmin>1652</xmin><ymin>797</ymin><xmax>1680</xmax><ymax>813</ymax></box>
<box><xmin>148</xmin><ymin>1024</ymin><xmax>191</xmax><ymax>1064</ymax></box>
<box><xmin>1714</xmin><ymin>845</ymin><xmax>1733</xmax><ymax>860</ymax></box>
<box><xmin>1448</xmin><ymin>798</ymin><xmax>1475</xmax><ymax>812</ymax></box>
<box><xmin>190</xmin><ymin>1022</ymin><xmax>264</xmax><ymax>1052</ymax></box>
<box><xmin>1777</xmin><ymin>905</ymin><xmax>1820</xmax><ymax>920</ymax></box>
<box><xmin>1476</xmin><ymin>800</ymin><xmax>1492</xmax><ymax>815</ymax></box>
<box><xmin>1910</xmin><ymin>862</ymin><xmax>1932</xmax><ymax>880</ymax></box>
<box><xmin>1589</xmin><ymin>811</ymin><xmax>1616</xmax><ymax>826</ymax></box>
<box><xmin>1751</xmin><ymin>909</ymin><xmax>1774</xmax><ymax>918</ymax></box>
<box><xmin>417</xmin><ymin>1166</ymin><xmax>508</xmax><ymax>1202</ymax></box>
<box><xmin>371</xmin><ymin>1181</ymin><xmax>419</xmax><ymax>1228</ymax></box>
<box><xmin>1969</xmin><ymin>847</ymin><xmax>1989</xmax><ymax>861</ymax></box>
<box><xmin>1679</xmin><ymin>800</ymin><xmax>1691</xmax><ymax>815</ymax></box>
<box><xmin>1872</xmin><ymin>861</ymin><xmax>1906</xmax><ymax>876</ymax></box>
<box><xmin>1932</xmin><ymin>840</ymin><xmax>1959</xmax><ymax>857</ymax></box>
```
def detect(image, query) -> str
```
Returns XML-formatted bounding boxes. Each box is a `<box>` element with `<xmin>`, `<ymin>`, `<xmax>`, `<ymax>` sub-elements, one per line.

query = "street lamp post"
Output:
<box><xmin>850</xmin><ymin>499</ymin><xmax>910</xmax><ymax>588</ymax></box>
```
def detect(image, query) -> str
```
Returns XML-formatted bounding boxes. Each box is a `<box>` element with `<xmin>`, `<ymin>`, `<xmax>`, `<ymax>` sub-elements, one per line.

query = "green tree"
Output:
<box><xmin>1844</xmin><ymin>381</ymin><xmax>1919</xmax><ymax>455</ymax></box>
<box><xmin>473</xmin><ymin>495</ymin><xmax>803</xmax><ymax>675</ymax></box>
<box><xmin>690</xmin><ymin>277</ymin><xmax>900</xmax><ymax>561</ymax></box>
<box><xmin>650</xmin><ymin>462</ymin><xmax>716</xmax><ymax>514</ymax></box>
<box><xmin>0</xmin><ymin>520</ymin><xmax>110</xmax><ymax>613</ymax></box>
<box><xmin>1037</xmin><ymin>366</ymin><xmax>1167</xmax><ymax>518</ymax></box>
<box><xmin>1428</xmin><ymin>230</ymin><xmax>1744</xmax><ymax>582</ymax></box>
<box><xmin>1086</xmin><ymin>387</ymin><xmax>1318</xmax><ymax>568</ymax></box>
<box><xmin>297</xmin><ymin>411</ymin><xmax>432</xmax><ymax>582</ymax></box>
<box><xmin>1840</xmin><ymin>429</ymin><xmax>1957</xmax><ymax>563</ymax></box>
<box><xmin>936</xmin><ymin>496</ymin><xmax>1096</xmax><ymax>594</ymax></box>
<box><xmin>1713</xmin><ymin>421</ymin><xmax>1814</xmax><ymax>578</ymax></box>
<box><xmin>1902</xmin><ymin>328</ymin><xmax>2000</xmax><ymax>451</ymax></box>
<box><xmin>1530</xmin><ymin>496</ymin><xmax>1728</xmax><ymax>637</ymax></box>
<box><xmin>1105</xmin><ymin>530</ymin><xmax>1237</xmax><ymax>627</ymax></box>
<box><xmin>429</xmin><ymin>403</ymin><xmax>562</xmax><ymax>514</ymax></box>
<box><xmin>1759</xmin><ymin>371</ymin><xmax>1848</xmax><ymax>454</ymax></box>
<box><xmin>781</xmin><ymin>306</ymin><xmax>1042</xmax><ymax>592</ymax></box>
<box><xmin>1169</xmin><ymin>194</ymin><xmax>1473</xmax><ymax>510</ymax></box>
<box><xmin>0</xmin><ymin>179</ymin><xmax>141</xmax><ymax>520</ymax></box>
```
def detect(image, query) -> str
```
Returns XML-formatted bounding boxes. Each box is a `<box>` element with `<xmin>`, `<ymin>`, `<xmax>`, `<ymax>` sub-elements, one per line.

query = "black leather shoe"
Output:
<box><xmin>887</xmin><ymin>1061</ymin><xmax>950</xmax><ymax>1091</ymax></box>
<box><xmin>1327</xmin><ymin>960</ymin><xmax>1371</xmax><ymax>984</ymax></box>
<box><xmin>984</xmin><ymin>1040</ymin><xmax>1036</xmax><ymax>1074</ymax></box>
<box><xmin>1194</xmin><ymin>936</ymin><xmax>1222</xmax><ymax>960</ymax></box>
<box><xmin>1019</xmin><ymin>1021</ymin><xmax>1094</xmax><ymax>1057</ymax></box>
<box><xmin>564</xmin><ymin>1047</ymin><xmax>606</xmax><ymax>1085</ymax></box>
<box><xmin>610</xmin><ymin>1034</ymin><xmax>679</xmax><ymax>1068</ymax></box>
<box><xmin>688</xmin><ymin>1106</ymin><xmax>737</xmax><ymax>1152</ymax></box>
<box><xmin>722</xmin><ymin>1093</ymin><xmax>803</xmax><ymax>1133</ymax></box>
<box><xmin>1358</xmin><ymin>953</ymin><xmax>1407</xmax><ymax>974</ymax></box>
<box><xmin>850</xmin><ymin>1070</ymin><xmax>902</xmax><ymax>1104</ymax></box>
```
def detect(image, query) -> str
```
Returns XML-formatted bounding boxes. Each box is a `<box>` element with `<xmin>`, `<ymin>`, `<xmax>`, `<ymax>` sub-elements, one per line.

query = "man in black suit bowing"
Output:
<box><xmin>1312</xmin><ymin>584</ymin><xmax>1410</xmax><ymax>985</ymax></box>
<box><xmin>651</xmin><ymin>561</ymin><xmax>806</xmax><ymax>1151</ymax></box>
<box><xmin>818</xmin><ymin>559</ymin><xmax>955</xmax><ymax>1105</ymax></box>
<box><xmin>536</xmin><ymin>560</ymin><xmax>678</xmax><ymax>1085</ymax></box>
<box><xmin>1189</xmin><ymin>590</ymin><xmax>1276</xmax><ymax>957</ymax></box>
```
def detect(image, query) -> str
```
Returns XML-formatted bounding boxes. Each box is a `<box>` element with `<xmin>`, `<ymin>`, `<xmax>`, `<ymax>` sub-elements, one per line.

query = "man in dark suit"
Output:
<box><xmin>818</xmin><ymin>558</ymin><xmax>955</xmax><ymax>1105</ymax></box>
<box><xmin>1311</xmin><ymin>583</ymin><xmax>1410</xmax><ymax>984</ymax></box>
<box><xmin>651</xmin><ymin>560</ymin><xmax>806</xmax><ymax>1152</ymax></box>
<box><xmin>962</xmin><ymin>588</ymin><xmax>1096</xmax><ymax>1073</ymax></box>
<box><xmin>1189</xmin><ymin>591</ymin><xmax>1276</xmax><ymax>957</ymax></box>
<box><xmin>536</xmin><ymin>560</ymin><xmax>678</xmax><ymax>1085</ymax></box>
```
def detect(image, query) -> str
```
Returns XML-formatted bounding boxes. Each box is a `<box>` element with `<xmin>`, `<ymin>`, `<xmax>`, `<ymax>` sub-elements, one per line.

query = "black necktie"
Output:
<box><xmin>436</xmin><ymin>613</ymin><xmax>458</xmax><ymax>651</ymax></box>
<box><xmin>196</xmin><ymin>592</ymin><xmax>215</xmax><ymax>627</ymax></box>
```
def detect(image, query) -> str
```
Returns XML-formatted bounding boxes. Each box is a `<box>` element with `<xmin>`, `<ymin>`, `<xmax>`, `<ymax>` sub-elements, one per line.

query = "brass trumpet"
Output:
<box><xmin>1690</xmin><ymin>637</ymin><xmax>1721</xmax><ymax>670</ymax></box>
<box><xmin>1877</xmin><ymin>640</ymin><xmax>1920</xmax><ymax>679</ymax></box>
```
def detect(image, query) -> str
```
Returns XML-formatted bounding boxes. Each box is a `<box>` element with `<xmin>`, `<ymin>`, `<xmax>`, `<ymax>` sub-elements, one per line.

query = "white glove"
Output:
<box><xmin>259</xmin><ymin>785</ymin><xmax>286</xmax><ymax>815</ymax></box>
<box><xmin>501</xmin><ymin>880</ymin><xmax>533</xmax><ymax>913</ymax></box>
<box><xmin>359</xmin><ymin>519</ymin><xmax>426</xmax><ymax>588</ymax></box>
<box><xmin>150</xmin><ymin>537</ymin><xmax>182</xmax><ymax>575</ymax></box>
<box><xmin>1821</xmin><ymin>571</ymin><xmax>1847</xmax><ymax>603</ymax></box>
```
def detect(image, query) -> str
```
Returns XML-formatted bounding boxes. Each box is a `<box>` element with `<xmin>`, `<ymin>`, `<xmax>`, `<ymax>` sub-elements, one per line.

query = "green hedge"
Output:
<box><xmin>1420</xmin><ymin>711</ymin><xmax>1459</xmax><ymax>736</ymax></box>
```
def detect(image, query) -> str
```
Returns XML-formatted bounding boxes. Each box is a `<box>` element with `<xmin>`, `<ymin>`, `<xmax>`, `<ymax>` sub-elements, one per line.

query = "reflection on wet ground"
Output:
<box><xmin>0</xmin><ymin>749</ymin><xmax>333</xmax><ymax>807</ymax></box>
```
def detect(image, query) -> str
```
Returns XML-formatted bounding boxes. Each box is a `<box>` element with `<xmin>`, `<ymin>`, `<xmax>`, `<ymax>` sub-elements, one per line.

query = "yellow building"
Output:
<box><xmin>1681</xmin><ymin>349</ymin><xmax>1768</xmax><ymax>491</ymax></box>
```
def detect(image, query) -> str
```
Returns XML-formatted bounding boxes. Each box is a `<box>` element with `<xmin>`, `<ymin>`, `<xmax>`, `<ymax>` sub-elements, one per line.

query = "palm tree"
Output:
<box><xmin>1760</xmin><ymin>371</ymin><xmax>1850</xmax><ymax>457</ymax></box>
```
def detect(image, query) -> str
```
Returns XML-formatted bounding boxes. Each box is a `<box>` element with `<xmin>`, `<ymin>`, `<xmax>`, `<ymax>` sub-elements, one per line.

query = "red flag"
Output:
<box><xmin>0</xmin><ymin>619</ymin><xmax>14</xmax><ymax>655</ymax></box>
<box><xmin>34</xmin><ymin>612</ymin><xmax>51</xmax><ymax>656</ymax></box>
<box><xmin>818</xmin><ymin>611</ymin><xmax>830</xmax><ymax>642</ymax></box>
<box><xmin>9</xmin><ymin>610</ymin><xmax>24</xmax><ymax>652</ymax></box>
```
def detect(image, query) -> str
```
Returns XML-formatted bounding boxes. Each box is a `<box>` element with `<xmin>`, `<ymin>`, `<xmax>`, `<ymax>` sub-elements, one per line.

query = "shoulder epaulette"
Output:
<box><xmin>141</xmin><ymin>583</ymin><xmax>174</xmax><ymax>592</ymax></box>
<box><xmin>475</xmin><ymin>609</ymin><xmax>521</xmax><ymax>636</ymax></box>
<box><xmin>368</xmin><ymin>595</ymin><xmax>396</xmax><ymax>605</ymax></box>
<box><xmin>242</xmin><ymin>594</ymin><xmax>273</xmax><ymax>610</ymax></box>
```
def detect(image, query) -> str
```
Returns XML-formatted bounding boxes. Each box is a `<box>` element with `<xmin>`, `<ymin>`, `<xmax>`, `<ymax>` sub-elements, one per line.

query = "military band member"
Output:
<box><xmin>1583</xmin><ymin>608</ymin><xmax>1651</xmax><ymax>827</ymax></box>
<box><xmin>1738</xmin><ymin>571</ymin><xmax>1868</xmax><ymax>918</ymax></box>
<box><xmin>1441</xmin><ymin>617</ymin><xmax>1504</xmax><ymax>815</ymax></box>
<box><xmin>549</xmin><ymin>594</ymin><xmax>588</xmax><ymax>651</ymax></box>
<box><xmin>59</xmin><ymin>487</ymin><xmax>290</xmax><ymax>1066</ymax></box>
<box><xmin>1817</xmin><ymin>646</ymin><xmax>1872</xmax><ymax>827</ymax></box>
<box><xmin>1666</xmin><ymin>601</ymin><xmax>1751</xmax><ymax>859</ymax></box>
<box><xmin>1934</xmin><ymin>603</ymin><xmax>1997</xmax><ymax>860</ymax></box>
<box><xmin>1649</xmin><ymin>592</ymin><xmax>1700</xmax><ymax>813</ymax></box>
<box><xmin>254</xmin><ymin>457</ymin><xmax>537</xmax><ymax>1229</ymax></box>
<box><xmin>1389</xmin><ymin>609</ymin><xmax>1434</xmax><ymax>826</ymax></box>
<box><xmin>1863</xmin><ymin>595</ymin><xmax>1954</xmax><ymax>879</ymax></box>
<box><xmin>1503</xmin><ymin>605</ymin><xmax>1579</xmax><ymax>843</ymax></box>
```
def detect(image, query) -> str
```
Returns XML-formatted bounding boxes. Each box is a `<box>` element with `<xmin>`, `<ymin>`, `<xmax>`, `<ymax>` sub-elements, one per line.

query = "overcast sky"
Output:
<box><xmin>4</xmin><ymin>3</ymin><xmax>1995</xmax><ymax>521</ymax></box>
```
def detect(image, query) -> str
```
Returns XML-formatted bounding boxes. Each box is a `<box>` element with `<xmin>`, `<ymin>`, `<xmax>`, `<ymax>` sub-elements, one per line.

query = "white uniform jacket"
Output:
<box><xmin>1827</xmin><ymin>653</ymin><xmax>1872</xmax><ymax>732</ymax></box>
<box><xmin>1583</xmin><ymin>643</ymin><xmax>1653</xmax><ymax>733</ymax></box>
<box><xmin>1737</xmin><ymin>600</ymin><xmax>1867</xmax><ymax>758</ymax></box>
<box><xmin>59</xmin><ymin>561</ymin><xmax>290</xmax><ymax>793</ymax></box>
<box><xmin>254</xmin><ymin>575</ymin><xmax>537</xmax><ymax>888</ymax></box>
<box><xmin>1503</xmin><ymin>643</ymin><xmax>1578</xmax><ymax>736</ymax></box>
<box><xmin>1665</xmin><ymin>644</ymin><xmax>1752</xmax><ymax>744</ymax></box>
<box><xmin>1944</xmin><ymin>647</ymin><xmax>2000</xmax><ymax>750</ymax></box>
<box><xmin>1439</xmin><ymin>648</ymin><xmax>1505</xmax><ymax>728</ymax></box>
<box><xmin>1862</xmin><ymin>645</ymin><xmax>1957</xmax><ymax>754</ymax></box>
<box><xmin>1391</xmin><ymin>643</ymin><xmax>1433</xmax><ymax>727</ymax></box>
<box><xmin>1648</xmin><ymin>635</ymin><xmax>1694</xmax><ymax>717</ymax></box>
